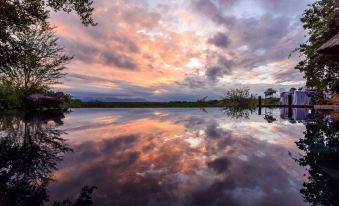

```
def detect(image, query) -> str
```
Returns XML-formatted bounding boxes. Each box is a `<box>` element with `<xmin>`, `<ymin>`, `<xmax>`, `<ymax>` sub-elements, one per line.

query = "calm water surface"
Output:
<box><xmin>0</xmin><ymin>108</ymin><xmax>338</xmax><ymax>206</ymax></box>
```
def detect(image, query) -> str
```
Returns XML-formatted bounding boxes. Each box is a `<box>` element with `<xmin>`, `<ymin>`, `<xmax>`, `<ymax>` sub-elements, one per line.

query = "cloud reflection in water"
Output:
<box><xmin>48</xmin><ymin>108</ymin><xmax>307</xmax><ymax>206</ymax></box>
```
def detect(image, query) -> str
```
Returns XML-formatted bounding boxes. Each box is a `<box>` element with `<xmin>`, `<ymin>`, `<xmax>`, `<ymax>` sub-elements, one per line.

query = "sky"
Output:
<box><xmin>50</xmin><ymin>0</ymin><xmax>314</xmax><ymax>102</ymax></box>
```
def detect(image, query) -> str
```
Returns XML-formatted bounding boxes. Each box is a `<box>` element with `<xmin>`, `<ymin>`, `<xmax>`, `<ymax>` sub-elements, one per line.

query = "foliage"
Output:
<box><xmin>220</xmin><ymin>88</ymin><xmax>257</xmax><ymax>108</ymax></box>
<box><xmin>0</xmin><ymin>0</ymin><xmax>96</xmax><ymax>109</ymax></box>
<box><xmin>295</xmin><ymin>0</ymin><xmax>339</xmax><ymax>89</ymax></box>
<box><xmin>1</xmin><ymin>0</ymin><xmax>96</xmax><ymax>78</ymax></box>
<box><xmin>0</xmin><ymin>82</ymin><xmax>23</xmax><ymax>109</ymax></box>
<box><xmin>0</xmin><ymin>25</ymin><xmax>72</xmax><ymax>94</ymax></box>
<box><xmin>219</xmin><ymin>88</ymin><xmax>257</xmax><ymax>119</ymax></box>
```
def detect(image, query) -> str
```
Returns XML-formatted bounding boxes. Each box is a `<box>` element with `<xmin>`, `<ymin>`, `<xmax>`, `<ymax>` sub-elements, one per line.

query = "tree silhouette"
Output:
<box><xmin>0</xmin><ymin>25</ymin><xmax>72</xmax><ymax>94</ymax></box>
<box><xmin>294</xmin><ymin>0</ymin><xmax>339</xmax><ymax>88</ymax></box>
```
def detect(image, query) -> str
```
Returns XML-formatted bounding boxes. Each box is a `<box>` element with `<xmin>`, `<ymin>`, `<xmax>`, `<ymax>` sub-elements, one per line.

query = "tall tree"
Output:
<box><xmin>295</xmin><ymin>0</ymin><xmax>339</xmax><ymax>88</ymax></box>
<box><xmin>0</xmin><ymin>0</ymin><xmax>96</xmax><ymax>94</ymax></box>
<box><xmin>2</xmin><ymin>25</ymin><xmax>72</xmax><ymax>93</ymax></box>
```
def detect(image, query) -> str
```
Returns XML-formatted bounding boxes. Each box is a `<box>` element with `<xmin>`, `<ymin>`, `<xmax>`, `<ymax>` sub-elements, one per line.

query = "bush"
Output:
<box><xmin>220</xmin><ymin>88</ymin><xmax>257</xmax><ymax>119</ymax></box>
<box><xmin>0</xmin><ymin>83</ymin><xmax>23</xmax><ymax>109</ymax></box>
<box><xmin>0</xmin><ymin>82</ymin><xmax>72</xmax><ymax>110</ymax></box>
<box><xmin>221</xmin><ymin>88</ymin><xmax>257</xmax><ymax>108</ymax></box>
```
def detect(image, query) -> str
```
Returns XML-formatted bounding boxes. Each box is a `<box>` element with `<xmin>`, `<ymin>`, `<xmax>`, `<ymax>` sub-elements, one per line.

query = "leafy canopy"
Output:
<box><xmin>295</xmin><ymin>0</ymin><xmax>339</xmax><ymax>88</ymax></box>
<box><xmin>0</xmin><ymin>0</ymin><xmax>96</xmax><ymax>102</ymax></box>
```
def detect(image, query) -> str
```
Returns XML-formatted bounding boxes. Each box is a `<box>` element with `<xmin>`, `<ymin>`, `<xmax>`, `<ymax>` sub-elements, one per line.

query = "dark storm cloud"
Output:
<box><xmin>208</xmin><ymin>32</ymin><xmax>230</xmax><ymax>48</ymax></box>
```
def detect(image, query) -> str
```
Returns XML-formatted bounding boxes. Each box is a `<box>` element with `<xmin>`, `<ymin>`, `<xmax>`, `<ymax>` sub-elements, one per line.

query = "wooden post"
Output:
<box><xmin>288</xmin><ymin>95</ymin><xmax>293</xmax><ymax>108</ymax></box>
<box><xmin>258</xmin><ymin>96</ymin><xmax>262</xmax><ymax>115</ymax></box>
<box><xmin>288</xmin><ymin>107</ymin><xmax>293</xmax><ymax>119</ymax></box>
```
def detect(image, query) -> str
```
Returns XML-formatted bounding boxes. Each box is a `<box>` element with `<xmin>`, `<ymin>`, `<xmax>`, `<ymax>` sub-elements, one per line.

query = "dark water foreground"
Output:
<box><xmin>0</xmin><ymin>108</ymin><xmax>338</xmax><ymax>206</ymax></box>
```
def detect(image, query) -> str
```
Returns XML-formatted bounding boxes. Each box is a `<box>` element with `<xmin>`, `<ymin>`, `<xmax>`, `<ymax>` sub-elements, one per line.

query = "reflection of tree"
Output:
<box><xmin>0</xmin><ymin>110</ymin><xmax>71</xmax><ymax>205</ymax></box>
<box><xmin>222</xmin><ymin>107</ymin><xmax>255</xmax><ymax>119</ymax></box>
<box><xmin>294</xmin><ymin>119</ymin><xmax>339</xmax><ymax>206</ymax></box>
<box><xmin>0</xmin><ymin>111</ymin><xmax>95</xmax><ymax>206</ymax></box>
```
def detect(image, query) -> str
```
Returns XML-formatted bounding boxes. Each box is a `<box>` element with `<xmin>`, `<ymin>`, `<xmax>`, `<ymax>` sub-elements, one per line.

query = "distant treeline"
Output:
<box><xmin>69</xmin><ymin>88</ymin><xmax>282</xmax><ymax>108</ymax></box>
<box><xmin>70</xmin><ymin>99</ymin><xmax>222</xmax><ymax>108</ymax></box>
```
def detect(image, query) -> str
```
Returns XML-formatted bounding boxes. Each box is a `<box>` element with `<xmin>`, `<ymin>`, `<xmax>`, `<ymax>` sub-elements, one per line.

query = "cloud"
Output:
<box><xmin>205</xmin><ymin>54</ymin><xmax>234</xmax><ymax>81</ymax></box>
<box><xmin>190</xmin><ymin>0</ymin><xmax>235</xmax><ymax>25</ymax></box>
<box><xmin>59</xmin><ymin>38</ymin><xmax>138</xmax><ymax>70</ymax></box>
<box><xmin>257</xmin><ymin>0</ymin><xmax>311</xmax><ymax>15</ymax></box>
<box><xmin>208</xmin><ymin>32</ymin><xmax>230</xmax><ymax>48</ymax></box>
<box><xmin>101</xmin><ymin>51</ymin><xmax>137</xmax><ymax>70</ymax></box>
<box><xmin>50</xmin><ymin>0</ymin><xmax>311</xmax><ymax>101</ymax></box>
<box><xmin>207</xmin><ymin>157</ymin><xmax>231</xmax><ymax>173</ymax></box>
<box><xmin>273</xmin><ymin>69</ymin><xmax>304</xmax><ymax>83</ymax></box>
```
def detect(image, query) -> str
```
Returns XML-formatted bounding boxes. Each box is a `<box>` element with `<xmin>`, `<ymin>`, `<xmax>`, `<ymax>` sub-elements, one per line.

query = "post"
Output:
<box><xmin>258</xmin><ymin>96</ymin><xmax>262</xmax><ymax>115</ymax></box>
<box><xmin>335</xmin><ymin>0</ymin><xmax>339</xmax><ymax>25</ymax></box>
<box><xmin>288</xmin><ymin>95</ymin><xmax>293</xmax><ymax>108</ymax></box>
<box><xmin>288</xmin><ymin>107</ymin><xmax>293</xmax><ymax>119</ymax></box>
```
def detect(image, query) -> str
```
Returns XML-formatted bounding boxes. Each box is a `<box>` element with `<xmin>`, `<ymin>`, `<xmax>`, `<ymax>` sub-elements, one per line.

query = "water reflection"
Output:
<box><xmin>293</xmin><ymin>114</ymin><xmax>339</xmax><ymax>205</ymax></box>
<box><xmin>1</xmin><ymin>108</ymin><xmax>338</xmax><ymax>206</ymax></box>
<box><xmin>48</xmin><ymin>108</ymin><xmax>307</xmax><ymax>206</ymax></box>
<box><xmin>0</xmin><ymin>111</ymin><xmax>95</xmax><ymax>206</ymax></box>
<box><xmin>222</xmin><ymin>107</ymin><xmax>255</xmax><ymax>119</ymax></box>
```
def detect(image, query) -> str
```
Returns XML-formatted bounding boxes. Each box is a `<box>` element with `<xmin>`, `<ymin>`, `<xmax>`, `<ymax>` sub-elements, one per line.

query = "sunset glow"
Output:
<box><xmin>50</xmin><ymin>0</ymin><xmax>313</xmax><ymax>101</ymax></box>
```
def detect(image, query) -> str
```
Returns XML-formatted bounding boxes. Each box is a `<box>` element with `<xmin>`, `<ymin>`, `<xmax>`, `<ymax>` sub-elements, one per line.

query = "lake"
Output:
<box><xmin>0</xmin><ymin>108</ymin><xmax>338</xmax><ymax>206</ymax></box>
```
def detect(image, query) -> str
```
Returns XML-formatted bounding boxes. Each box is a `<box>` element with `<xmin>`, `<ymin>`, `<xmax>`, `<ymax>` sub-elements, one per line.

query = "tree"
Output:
<box><xmin>1</xmin><ymin>25</ymin><xmax>72</xmax><ymax>94</ymax></box>
<box><xmin>0</xmin><ymin>0</ymin><xmax>96</xmax><ymax>72</ymax></box>
<box><xmin>0</xmin><ymin>0</ymin><xmax>96</xmax><ymax>103</ymax></box>
<box><xmin>295</xmin><ymin>0</ymin><xmax>339</xmax><ymax>89</ymax></box>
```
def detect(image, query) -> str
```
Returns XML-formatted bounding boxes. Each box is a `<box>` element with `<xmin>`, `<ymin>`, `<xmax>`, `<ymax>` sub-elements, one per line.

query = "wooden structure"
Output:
<box><xmin>318</xmin><ymin>0</ymin><xmax>339</xmax><ymax>55</ymax></box>
<box><xmin>257</xmin><ymin>94</ymin><xmax>313</xmax><ymax>108</ymax></box>
<box><xmin>26</xmin><ymin>93</ymin><xmax>65</xmax><ymax>108</ymax></box>
<box><xmin>264</xmin><ymin>88</ymin><xmax>277</xmax><ymax>105</ymax></box>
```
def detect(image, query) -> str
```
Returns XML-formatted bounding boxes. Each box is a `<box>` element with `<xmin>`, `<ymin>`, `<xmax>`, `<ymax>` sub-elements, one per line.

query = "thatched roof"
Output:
<box><xmin>318</xmin><ymin>0</ymin><xmax>339</xmax><ymax>55</ymax></box>
<box><xmin>317</xmin><ymin>33</ymin><xmax>339</xmax><ymax>55</ymax></box>
<box><xmin>264</xmin><ymin>88</ymin><xmax>277</xmax><ymax>95</ymax></box>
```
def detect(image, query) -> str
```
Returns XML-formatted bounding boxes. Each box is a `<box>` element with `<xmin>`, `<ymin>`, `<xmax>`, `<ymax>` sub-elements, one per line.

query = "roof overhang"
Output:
<box><xmin>317</xmin><ymin>33</ymin><xmax>339</xmax><ymax>55</ymax></box>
